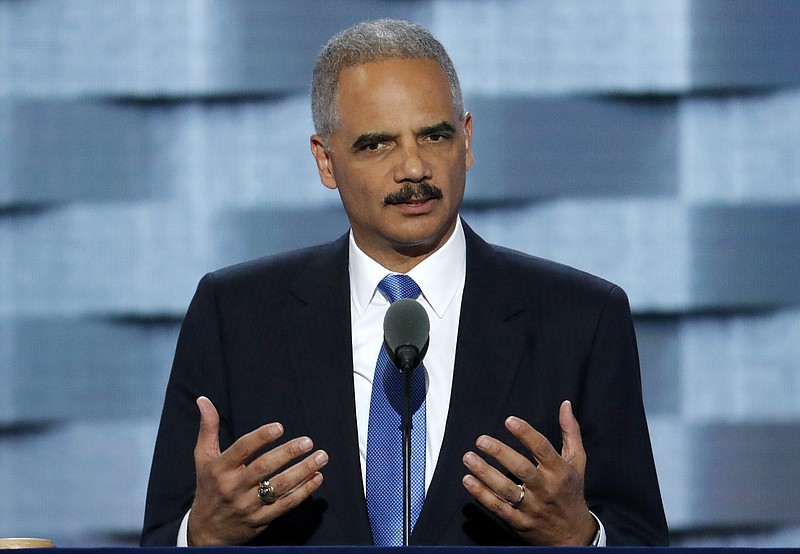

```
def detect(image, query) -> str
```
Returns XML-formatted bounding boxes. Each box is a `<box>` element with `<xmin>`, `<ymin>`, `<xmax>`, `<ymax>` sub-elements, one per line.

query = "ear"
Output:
<box><xmin>463</xmin><ymin>112</ymin><xmax>474</xmax><ymax>172</ymax></box>
<box><xmin>310</xmin><ymin>134</ymin><xmax>338</xmax><ymax>190</ymax></box>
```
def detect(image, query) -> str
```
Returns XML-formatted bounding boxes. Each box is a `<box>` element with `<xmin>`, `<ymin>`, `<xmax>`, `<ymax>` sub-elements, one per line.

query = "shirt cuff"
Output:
<box><xmin>177</xmin><ymin>510</ymin><xmax>191</xmax><ymax>547</ymax></box>
<box><xmin>589</xmin><ymin>510</ymin><xmax>607</xmax><ymax>547</ymax></box>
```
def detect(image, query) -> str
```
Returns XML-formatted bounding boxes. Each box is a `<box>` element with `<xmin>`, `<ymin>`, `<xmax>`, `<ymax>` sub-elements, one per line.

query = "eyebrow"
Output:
<box><xmin>418</xmin><ymin>121</ymin><xmax>457</xmax><ymax>137</ymax></box>
<box><xmin>351</xmin><ymin>132</ymin><xmax>395</xmax><ymax>152</ymax></box>
<box><xmin>349</xmin><ymin>121</ymin><xmax>458</xmax><ymax>152</ymax></box>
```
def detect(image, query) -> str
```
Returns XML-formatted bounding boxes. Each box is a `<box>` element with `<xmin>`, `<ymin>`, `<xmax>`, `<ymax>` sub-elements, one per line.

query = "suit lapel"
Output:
<box><xmin>413</xmin><ymin>224</ymin><xmax>530</xmax><ymax>544</ymax></box>
<box><xmin>283</xmin><ymin>235</ymin><xmax>373</xmax><ymax>543</ymax></box>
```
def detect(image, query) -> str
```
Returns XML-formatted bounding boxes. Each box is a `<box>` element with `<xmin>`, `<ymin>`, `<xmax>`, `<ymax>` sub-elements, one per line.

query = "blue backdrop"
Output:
<box><xmin>1</xmin><ymin>0</ymin><xmax>798</xmax><ymax>547</ymax></box>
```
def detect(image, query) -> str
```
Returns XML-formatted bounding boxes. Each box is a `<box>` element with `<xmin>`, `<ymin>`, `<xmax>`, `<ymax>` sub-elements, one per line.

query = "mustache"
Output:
<box><xmin>383</xmin><ymin>182</ymin><xmax>444</xmax><ymax>205</ymax></box>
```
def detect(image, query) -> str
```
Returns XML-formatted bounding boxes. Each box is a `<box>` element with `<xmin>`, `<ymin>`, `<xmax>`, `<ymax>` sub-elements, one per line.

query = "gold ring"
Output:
<box><xmin>511</xmin><ymin>484</ymin><xmax>525</xmax><ymax>506</ymax></box>
<box><xmin>257</xmin><ymin>479</ymin><xmax>276</xmax><ymax>505</ymax></box>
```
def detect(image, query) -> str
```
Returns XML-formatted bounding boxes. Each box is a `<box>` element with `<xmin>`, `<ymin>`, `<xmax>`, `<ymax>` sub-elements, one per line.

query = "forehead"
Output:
<box><xmin>334</xmin><ymin>58</ymin><xmax>456</xmax><ymax>132</ymax></box>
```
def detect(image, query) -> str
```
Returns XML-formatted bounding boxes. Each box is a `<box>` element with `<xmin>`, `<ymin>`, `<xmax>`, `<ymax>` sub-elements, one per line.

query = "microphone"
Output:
<box><xmin>383</xmin><ymin>298</ymin><xmax>430</xmax><ymax>371</ymax></box>
<box><xmin>382</xmin><ymin>297</ymin><xmax>430</xmax><ymax>546</ymax></box>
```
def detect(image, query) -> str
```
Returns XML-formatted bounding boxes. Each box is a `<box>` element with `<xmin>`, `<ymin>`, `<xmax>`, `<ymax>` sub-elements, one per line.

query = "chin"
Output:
<box><xmin>391</xmin><ymin>228</ymin><xmax>451</xmax><ymax>255</ymax></box>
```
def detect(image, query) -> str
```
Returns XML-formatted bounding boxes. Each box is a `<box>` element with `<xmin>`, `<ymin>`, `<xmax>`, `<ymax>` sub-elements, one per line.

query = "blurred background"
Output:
<box><xmin>1</xmin><ymin>0</ymin><xmax>798</xmax><ymax>547</ymax></box>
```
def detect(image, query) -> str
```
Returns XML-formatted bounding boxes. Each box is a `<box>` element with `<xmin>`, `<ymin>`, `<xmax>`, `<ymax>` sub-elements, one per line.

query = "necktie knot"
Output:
<box><xmin>378</xmin><ymin>274</ymin><xmax>421</xmax><ymax>304</ymax></box>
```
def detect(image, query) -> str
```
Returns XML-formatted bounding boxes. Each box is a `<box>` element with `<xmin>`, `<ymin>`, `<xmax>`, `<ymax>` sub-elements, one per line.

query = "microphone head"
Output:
<box><xmin>383</xmin><ymin>298</ymin><xmax>430</xmax><ymax>371</ymax></box>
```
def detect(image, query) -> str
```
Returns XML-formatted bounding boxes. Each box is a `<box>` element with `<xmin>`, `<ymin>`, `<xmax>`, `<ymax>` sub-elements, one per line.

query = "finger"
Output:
<box><xmin>218</xmin><ymin>421</ymin><xmax>285</xmax><ymax>470</ymax></box>
<box><xmin>462</xmin><ymin>474</ymin><xmax>525</xmax><ymax>527</ymax></box>
<box><xmin>244</xmin><ymin>436</ymin><xmax>318</xmax><ymax>484</ymax></box>
<box><xmin>255</xmin><ymin>449</ymin><xmax>329</xmax><ymax>503</ymax></box>
<box><xmin>559</xmin><ymin>400</ymin><xmax>586</xmax><ymax>468</ymax></box>
<box><xmin>462</xmin><ymin>449</ymin><xmax>529</xmax><ymax>505</ymax></box>
<box><xmin>505</xmin><ymin>416</ymin><xmax>560</xmax><ymax>469</ymax></box>
<box><xmin>195</xmin><ymin>396</ymin><xmax>221</xmax><ymax>465</ymax></box>
<box><xmin>471</xmin><ymin>434</ymin><xmax>538</xmax><ymax>485</ymax></box>
<box><xmin>256</xmin><ymin>471</ymin><xmax>325</xmax><ymax>520</ymax></box>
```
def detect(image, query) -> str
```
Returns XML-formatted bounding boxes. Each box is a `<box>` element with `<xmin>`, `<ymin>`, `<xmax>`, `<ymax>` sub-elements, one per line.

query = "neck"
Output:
<box><xmin>354</xmin><ymin>223</ymin><xmax>458</xmax><ymax>274</ymax></box>
<box><xmin>369</xmin><ymin>249</ymin><xmax>434</xmax><ymax>274</ymax></box>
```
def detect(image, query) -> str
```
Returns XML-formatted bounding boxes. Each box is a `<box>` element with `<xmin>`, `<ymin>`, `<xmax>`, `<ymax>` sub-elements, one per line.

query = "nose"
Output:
<box><xmin>393</xmin><ymin>142</ymin><xmax>432</xmax><ymax>183</ymax></box>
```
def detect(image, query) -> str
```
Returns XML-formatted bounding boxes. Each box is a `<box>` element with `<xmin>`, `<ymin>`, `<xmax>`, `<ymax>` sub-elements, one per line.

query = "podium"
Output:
<box><xmin>3</xmin><ymin>546</ymin><xmax>800</xmax><ymax>554</ymax></box>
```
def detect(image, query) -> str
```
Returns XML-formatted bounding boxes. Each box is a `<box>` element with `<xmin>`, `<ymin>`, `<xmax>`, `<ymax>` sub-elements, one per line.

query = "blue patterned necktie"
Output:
<box><xmin>366</xmin><ymin>274</ymin><xmax>427</xmax><ymax>546</ymax></box>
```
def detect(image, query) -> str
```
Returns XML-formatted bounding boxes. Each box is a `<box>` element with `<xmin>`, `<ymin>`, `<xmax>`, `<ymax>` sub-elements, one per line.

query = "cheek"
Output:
<box><xmin>334</xmin><ymin>165</ymin><xmax>386</xmax><ymax>200</ymax></box>
<box><xmin>336</xmin><ymin>180</ymin><xmax>380</xmax><ymax>217</ymax></box>
<box><xmin>441</xmin><ymin>162</ymin><xmax>468</xmax><ymax>193</ymax></box>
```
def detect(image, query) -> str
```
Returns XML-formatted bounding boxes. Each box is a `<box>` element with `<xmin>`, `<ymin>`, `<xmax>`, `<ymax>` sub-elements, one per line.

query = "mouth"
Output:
<box><xmin>383</xmin><ymin>182</ymin><xmax>444</xmax><ymax>206</ymax></box>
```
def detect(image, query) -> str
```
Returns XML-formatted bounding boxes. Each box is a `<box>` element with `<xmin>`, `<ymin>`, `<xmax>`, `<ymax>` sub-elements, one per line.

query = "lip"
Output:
<box><xmin>391</xmin><ymin>196</ymin><xmax>437</xmax><ymax>214</ymax></box>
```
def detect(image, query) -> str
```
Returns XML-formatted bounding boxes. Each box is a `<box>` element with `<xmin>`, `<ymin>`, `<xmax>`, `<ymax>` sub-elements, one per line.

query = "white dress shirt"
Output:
<box><xmin>349</xmin><ymin>219</ymin><xmax>466</xmax><ymax>492</ymax></box>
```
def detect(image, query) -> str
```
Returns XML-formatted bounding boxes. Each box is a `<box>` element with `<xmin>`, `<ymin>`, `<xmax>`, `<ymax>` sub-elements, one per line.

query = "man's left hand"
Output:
<box><xmin>462</xmin><ymin>400</ymin><xmax>598</xmax><ymax>546</ymax></box>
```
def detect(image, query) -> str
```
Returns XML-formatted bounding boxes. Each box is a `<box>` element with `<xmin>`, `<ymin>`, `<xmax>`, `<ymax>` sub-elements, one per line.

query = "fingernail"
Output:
<box><xmin>463</xmin><ymin>451</ymin><xmax>476</xmax><ymax>466</ymax></box>
<box><xmin>313</xmin><ymin>473</ymin><xmax>324</xmax><ymax>485</ymax></box>
<box><xmin>299</xmin><ymin>437</ymin><xmax>313</xmax><ymax>450</ymax></box>
<box><xmin>506</xmin><ymin>416</ymin><xmax>521</xmax><ymax>431</ymax></box>
<box><xmin>476</xmin><ymin>436</ymin><xmax>491</xmax><ymax>449</ymax></box>
<box><xmin>268</xmin><ymin>423</ymin><xmax>284</xmax><ymax>437</ymax></box>
<box><xmin>315</xmin><ymin>450</ymin><xmax>329</xmax><ymax>465</ymax></box>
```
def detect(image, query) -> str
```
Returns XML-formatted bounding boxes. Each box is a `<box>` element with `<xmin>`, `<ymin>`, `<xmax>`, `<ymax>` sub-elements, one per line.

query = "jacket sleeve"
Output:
<box><xmin>578</xmin><ymin>285</ymin><xmax>669</xmax><ymax>546</ymax></box>
<box><xmin>140</xmin><ymin>273</ymin><xmax>235</xmax><ymax>546</ymax></box>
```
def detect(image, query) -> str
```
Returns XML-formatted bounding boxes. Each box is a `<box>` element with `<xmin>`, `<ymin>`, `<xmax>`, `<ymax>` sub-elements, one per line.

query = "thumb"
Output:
<box><xmin>194</xmin><ymin>396</ymin><xmax>221</xmax><ymax>466</ymax></box>
<box><xmin>559</xmin><ymin>400</ymin><xmax>586</xmax><ymax>470</ymax></box>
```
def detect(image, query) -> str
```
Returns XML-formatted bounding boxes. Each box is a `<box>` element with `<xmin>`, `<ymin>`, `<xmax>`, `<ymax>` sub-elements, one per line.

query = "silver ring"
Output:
<box><xmin>257</xmin><ymin>479</ymin><xmax>276</xmax><ymax>505</ymax></box>
<box><xmin>511</xmin><ymin>484</ymin><xmax>525</xmax><ymax>506</ymax></box>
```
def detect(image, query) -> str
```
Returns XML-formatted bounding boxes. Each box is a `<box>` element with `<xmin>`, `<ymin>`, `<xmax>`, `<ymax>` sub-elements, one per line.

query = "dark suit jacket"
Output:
<box><xmin>141</xmin><ymin>222</ymin><xmax>668</xmax><ymax>546</ymax></box>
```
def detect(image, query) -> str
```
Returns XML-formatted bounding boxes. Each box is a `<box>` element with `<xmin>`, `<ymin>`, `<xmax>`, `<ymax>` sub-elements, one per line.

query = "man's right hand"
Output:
<box><xmin>187</xmin><ymin>396</ymin><xmax>329</xmax><ymax>546</ymax></box>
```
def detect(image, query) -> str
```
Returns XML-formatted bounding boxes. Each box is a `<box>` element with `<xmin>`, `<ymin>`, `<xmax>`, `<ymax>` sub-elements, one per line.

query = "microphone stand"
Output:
<box><xmin>402</xmin><ymin>364</ymin><xmax>412</xmax><ymax>546</ymax></box>
<box><xmin>397</xmin><ymin>348</ymin><xmax>417</xmax><ymax>547</ymax></box>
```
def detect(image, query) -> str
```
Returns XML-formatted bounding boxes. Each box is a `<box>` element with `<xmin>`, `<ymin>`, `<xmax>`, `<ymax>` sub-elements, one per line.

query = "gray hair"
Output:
<box><xmin>311</xmin><ymin>19</ymin><xmax>465</xmax><ymax>139</ymax></box>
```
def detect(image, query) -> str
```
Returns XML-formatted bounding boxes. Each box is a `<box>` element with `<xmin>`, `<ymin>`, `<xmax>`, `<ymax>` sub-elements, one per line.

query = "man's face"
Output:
<box><xmin>311</xmin><ymin>57</ymin><xmax>473</xmax><ymax>270</ymax></box>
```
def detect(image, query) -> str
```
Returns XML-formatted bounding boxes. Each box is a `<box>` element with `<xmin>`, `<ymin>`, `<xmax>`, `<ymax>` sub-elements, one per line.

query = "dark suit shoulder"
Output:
<box><xmin>212</xmin><ymin>241</ymin><xmax>338</xmax><ymax>284</ymax></box>
<box><xmin>490</xmin><ymin>243</ymin><xmax>624</xmax><ymax>304</ymax></box>
<box><xmin>198</xmin><ymin>235</ymin><xmax>349</xmax><ymax>304</ymax></box>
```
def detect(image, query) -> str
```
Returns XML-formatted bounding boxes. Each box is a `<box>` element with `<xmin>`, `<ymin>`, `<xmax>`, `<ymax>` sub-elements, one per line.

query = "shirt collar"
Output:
<box><xmin>349</xmin><ymin>218</ymin><xmax>466</xmax><ymax>319</ymax></box>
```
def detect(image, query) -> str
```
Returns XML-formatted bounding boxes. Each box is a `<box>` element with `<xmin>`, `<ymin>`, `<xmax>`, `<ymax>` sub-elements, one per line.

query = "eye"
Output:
<box><xmin>424</xmin><ymin>130</ymin><xmax>453</xmax><ymax>143</ymax></box>
<box><xmin>351</xmin><ymin>133</ymin><xmax>393</xmax><ymax>153</ymax></box>
<box><xmin>356</xmin><ymin>139</ymin><xmax>390</xmax><ymax>153</ymax></box>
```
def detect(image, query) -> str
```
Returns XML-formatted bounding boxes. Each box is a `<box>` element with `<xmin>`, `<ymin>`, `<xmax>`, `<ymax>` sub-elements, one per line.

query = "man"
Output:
<box><xmin>141</xmin><ymin>19</ymin><xmax>668</xmax><ymax>547</ymax></box>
